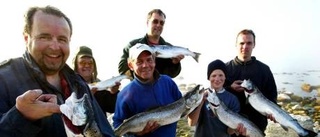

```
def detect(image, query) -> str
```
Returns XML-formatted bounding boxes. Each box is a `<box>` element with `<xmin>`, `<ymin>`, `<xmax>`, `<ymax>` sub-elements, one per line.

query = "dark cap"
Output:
<box><xmin>207</xmin><ymin>59</ymin><xmax>227</xmax><ymax>80</ymax></box>
<box><xmin>77</xmin><ymin>46</ymin><xmax>93</xmax><ymax>58</ymax></box>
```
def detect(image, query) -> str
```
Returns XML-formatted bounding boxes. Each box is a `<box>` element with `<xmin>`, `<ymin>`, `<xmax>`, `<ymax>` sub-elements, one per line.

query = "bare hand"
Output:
<box><xmin>109</xmin><ymin>82</ymin><xmax>121</xmax><ymax>94</ymax></box>
<box><xmin>231</xmin><ymin>80</ymin><xmax>244</xmax><ymax>92</ymax></box>
<box><xmin>172</xmin><ymin>54</ymin><xmax>184</xmax><ymax>64</ymax></box>
<box><xmin>136</xmin><ymin>121</ymin><xmax>159</xmax><ymax>136</ymax></box>
<box><xmin>16</xmin><ymin>89</ymin><xmax>60</xmax><ymax>121</ymax></box>
<box><xmin>91</xmin><ymin>87</ymin><xmax>98</xmax><ymax>94</ymax></box>
<box><xmin>236</xmin><ymin>123</ymin><xmax>247</xmax><ymax>136</ymax></box>
<box><xmin>267</xmin><ymin>114</ymin><xmax>277</xmax><ymax>123</ymax></box>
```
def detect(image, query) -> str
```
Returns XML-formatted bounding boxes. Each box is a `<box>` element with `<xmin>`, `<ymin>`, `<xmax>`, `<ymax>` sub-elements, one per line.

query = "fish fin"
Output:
<box><xmin>192</xmin><ymin>52</ymin><xmax>201</xmax><ymax>62</ymax></box>
<box><xmin>280</xmin><ymin>125</ymin><xmax>289</xmax><ymax>131</ymax></box>
<box><xmin>299</xmin><ymin>128</ymin><xmax>318</xmax><ymax>137</ymax></box>
<box><xmin>155</xmin><ymin>51</ymin><xmax>161</xmax><ymax>56</ymax></box>
<box><xmin>245</xmin><ymin>95</ymin><xmax>250</xmax><ymax>104</ymax></box>
<box><xmin>180</xmin><ymin>108</ymin><xmax>190</xmax><ymax>118</ymax></box>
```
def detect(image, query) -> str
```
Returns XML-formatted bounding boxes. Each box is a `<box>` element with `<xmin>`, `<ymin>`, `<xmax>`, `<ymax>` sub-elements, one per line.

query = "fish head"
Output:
<box><xmin>240</xmin><ymin>79</ymin><xmax>255</xmax><ymax>93</ymax></box>
<box><xmin>206</xmin><ymin>89</ymin><xmax>220</xmax><ymax>108</ymax></box>
<box><xmin>184</xmin><ymin>84</ymin><xmax>205</xmax><ymax>110</ymax></box>
<box><xmin>60</xmin><ymin>92</ymin><xmax>91</xmax><ymax>126</ymax></box>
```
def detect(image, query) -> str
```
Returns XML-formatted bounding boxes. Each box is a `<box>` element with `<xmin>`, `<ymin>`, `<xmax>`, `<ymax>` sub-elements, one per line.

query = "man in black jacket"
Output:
<box><xmin>225</xmin><ymin>29</ymin><xmax>278</xmax><ymax>136</ymax></box>
<box><xmin>118</xmin><ymin>9</ymin><xmax>184</xmax><ymax>78</ymax></box>
<box><xmin>0</xmin><ymin>5</ymin><xmax>115</xmax><ymax>137</ymax></box>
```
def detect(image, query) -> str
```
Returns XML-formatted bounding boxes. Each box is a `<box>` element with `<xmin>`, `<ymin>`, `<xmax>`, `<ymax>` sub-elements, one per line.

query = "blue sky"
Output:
<box><xmin>0</xmin><ymin>0</ymin><xmax>319</xmax><ymax>84</ymax></box>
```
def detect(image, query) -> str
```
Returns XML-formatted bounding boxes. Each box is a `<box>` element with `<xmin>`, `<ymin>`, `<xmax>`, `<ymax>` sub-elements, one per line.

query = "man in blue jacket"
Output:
<box><xmin>113</xmin><ymin>44</ymin><xmax>182</xmax><ymax>137</ymax></box>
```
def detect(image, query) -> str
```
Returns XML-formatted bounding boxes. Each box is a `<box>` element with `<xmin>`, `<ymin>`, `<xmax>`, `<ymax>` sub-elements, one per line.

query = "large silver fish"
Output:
<box><xmin>240</xmin><ymin>79</ymin><xmax>318</xmax><ymax>137</ymax></box>
<box><xmin>149</xmin><ymin>44</ymin><xmax>201</xmax><ymax>62</ymax></box>
<box><xmin>206</xmin><ymin>89</ymin><xmax>264</xmax><ymax>137</ymax></box>
<box><xmin>60</xmin><ymin>92</ymin><xmax>102</xmax><ymax>137</ymax></box>
<box><xmin>88</xmin><ymin>74</ymin><xmax>129</xmax><ymax>91</ymax></box>
<box><xmin>114</xmin><ymin>85</ymin><xmax>205</xmax><ymax>136</ymax></box>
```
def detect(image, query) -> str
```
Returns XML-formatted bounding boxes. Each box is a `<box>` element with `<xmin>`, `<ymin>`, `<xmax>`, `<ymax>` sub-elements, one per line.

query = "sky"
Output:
<box><xmin>0</xmin><ymin>0</ymin><xmax>319</xmax><ymax>86</ymax></box>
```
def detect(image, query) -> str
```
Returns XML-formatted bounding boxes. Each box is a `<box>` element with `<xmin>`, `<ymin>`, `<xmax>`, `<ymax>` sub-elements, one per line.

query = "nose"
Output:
<box><xmin>49</xmin><ymin>38</ymin><xmax>60</xmax><ymax>50</ymax></box>
<box><xmin>141</xmin><ymin>61</ymin><xmax>148</xmax><ymax>67</ymax></box>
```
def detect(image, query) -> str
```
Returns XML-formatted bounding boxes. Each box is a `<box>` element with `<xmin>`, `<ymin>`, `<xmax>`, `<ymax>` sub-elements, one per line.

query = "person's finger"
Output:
<box><xmin>18</xmin><ymin>89</ymin><xmax>43</xmax><ymax>103</ymax></box>
<box><xmin>234</xmin><ymin>80</ymin><xmax>243</xmax><ymax>84</ymax></box>
<box><xmin>115</xmin><ymin>81</ymin><xmax>121</xmax><ymax>85</ymax></box>
<box><xmin>43</xmin><ymin>102</ymin><xmax>61</xmax><ymax>113</ymax></box>
<box><xmin>37</xmin><ymin>94</ymin><xmax>57</xmax><ymax>103</ymax></box>
<box><xmin>36</xmin><ymin>94</ymin><xmax>60</xmax><ymax>113</ymax></box>
<box><xmin>179</xmin><ymin>55</ymin><xmax>185</xmax><ymax>59</ymax></box>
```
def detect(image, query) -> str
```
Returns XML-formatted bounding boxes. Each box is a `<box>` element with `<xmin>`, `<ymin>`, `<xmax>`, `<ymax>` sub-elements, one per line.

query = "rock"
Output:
<box><xmin>315</xmin><ymin>106</ymin><xmax>320</xmax><ymax>111</ymax></box>
<box><xmin>316</xmin><ymin>98</ymin><xmax>320</xmax><ymax>105</ymax></box>
<box><xmin>265</xmin><ymin>115</ymin><xmax>316</xmax><ymax>137</ymax></box>
<box><xmin>301</xmin><ymin>83</ymin><xmax>312</xmax><ymax>92</ymax></box>
<box><xmin>291</xmin><ymin>95</ymin><xmax>303</xmax><ymax>102</ymax></box>
<box><xmin>277</xmin><ymin>93</ymin><xmax>291</xmax><ymax>102</ymax></box>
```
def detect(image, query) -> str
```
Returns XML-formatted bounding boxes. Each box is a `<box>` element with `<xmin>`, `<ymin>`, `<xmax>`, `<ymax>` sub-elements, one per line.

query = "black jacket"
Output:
<box><xmin>225</xmin><ymin>56</ymin><xmax>277</xmax><ymax>132</ymax></box>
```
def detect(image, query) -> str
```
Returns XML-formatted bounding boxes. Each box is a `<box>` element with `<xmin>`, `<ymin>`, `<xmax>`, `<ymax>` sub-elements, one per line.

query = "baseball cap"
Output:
<box><xmin>129</xmin><ymin>43</ymin><xmax>154</xmax><ymax>60</ymax></box>
<box><xmin>77</xmin><ymin>46</ymin><xmax>93</xmax><ymax>58</ymax></box>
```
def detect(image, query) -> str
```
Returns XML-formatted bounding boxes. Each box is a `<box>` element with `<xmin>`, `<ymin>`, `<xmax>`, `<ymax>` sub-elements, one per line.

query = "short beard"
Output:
<box><xmin>38</xmin><ymin>59</ymin><xmax>65</xmax><ymax>75</ymax></box>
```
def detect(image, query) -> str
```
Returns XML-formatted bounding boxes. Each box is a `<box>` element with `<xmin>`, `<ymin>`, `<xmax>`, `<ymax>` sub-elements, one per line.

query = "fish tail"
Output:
<box><xmin>299</xmin><ymin>129</ymin><xmax>318</xmax><ymax>137</ymax></box>
<box><xmin>193</xmin><ymin>52</ymin><xmax>201</xmax><ymax>62</ymax></box>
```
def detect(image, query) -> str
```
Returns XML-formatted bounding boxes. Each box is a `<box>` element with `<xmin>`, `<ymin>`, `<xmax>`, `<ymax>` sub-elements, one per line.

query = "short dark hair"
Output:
<box><xmin>236</xmin><ymin>29</ymin><xmax>256</xmax><ymax>44</ymax></box>
<box><xmin>147</xmin><ymin>9</ymin><xmax>166</xmax><ymax>19</ymax></box>
<box><xmin>23</xmin><ymin>5</ymin><xmax>73</xmax><ymax>36</ymax></box>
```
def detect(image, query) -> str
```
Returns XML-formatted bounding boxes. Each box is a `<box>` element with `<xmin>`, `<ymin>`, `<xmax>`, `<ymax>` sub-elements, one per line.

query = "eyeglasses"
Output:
<box><xmin>151</xmin><ymin>19</ymin><xmax>165</xmax><ymax>26</ymax></box>
<box><xmin>78</xmin><ymin>61</ymin><xmax>93</xmax><ymax>66</ymax></box>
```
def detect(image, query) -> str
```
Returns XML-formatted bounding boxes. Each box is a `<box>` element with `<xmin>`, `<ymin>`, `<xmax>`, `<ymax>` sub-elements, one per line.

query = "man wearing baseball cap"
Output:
<box><xmin>113</xmin><ymin>43</ymin><xmax>182</xmax><ymax>137</ymax></box>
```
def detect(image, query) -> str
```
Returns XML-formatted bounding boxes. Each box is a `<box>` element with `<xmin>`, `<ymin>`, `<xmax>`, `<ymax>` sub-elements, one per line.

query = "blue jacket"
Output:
<box><xmin>0</xmin><ymin>52</ymin><xmax>115</xmax><ymax>137</ymax></box>
<box><xmin>113</xmin><ymin>74</ymin><xmax>182</xmax><ymax>137</ymax></box>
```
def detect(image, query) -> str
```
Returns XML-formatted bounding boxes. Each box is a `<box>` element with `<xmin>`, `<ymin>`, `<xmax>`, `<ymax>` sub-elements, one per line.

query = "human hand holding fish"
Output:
<box><xmin>135</xmin><ymin>120</ymin><xmax>160</xmax><ymax>136</ymax></box>
<box><xmin>16</xmin><ymin>89</ymin><xmax>60</xmax><ymax>121</ymax></box>
<box><xmin>267</xmin><ymin>114</ymin><xmax>277</xmax><ymax>123</ymax></box>
<box><xmin>231</xmin><ymin>80</ymin><xmax>245</xmax><ymax>92</ymax></box>
<box><xmin>235</xmin><ymin>123</ymin><xmax>247</xmax><ymax>136</ymax></box>
<box><xmin>109</xmin><ymin>81</ymin><xmax>121</xmax><ymax>94</ymax></box>
<box><xmin>171</xmin><ymin>54</ymin><xmax>184</xmax><ymax>64</ymax></box>
<box><xmin>228</xmin><ymin>123</ymin><xmax>248</xmax><ymax>136</ymax></box>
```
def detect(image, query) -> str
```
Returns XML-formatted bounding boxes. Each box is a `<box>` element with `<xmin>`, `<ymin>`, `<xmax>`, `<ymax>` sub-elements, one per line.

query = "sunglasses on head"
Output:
<box><xmin>151</xmin><ymin>19</ymin><xmax>165</xmax><ymax>26</ymax></box>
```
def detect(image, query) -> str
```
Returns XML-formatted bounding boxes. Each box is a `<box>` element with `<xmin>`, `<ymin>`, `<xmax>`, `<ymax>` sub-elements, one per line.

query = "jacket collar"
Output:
<box><xmin>134</xmin><ymin>70</ymin><xmax>160</xmax><ymax>85</ymax></box>
<box><xmin>233</xmin><ymin>56</ymin><xmax>257</xmax><ymax>65</ymax></box>
<box><xmin>139</xmin><ymin>34</ymin><xmax>167</xmax><ymax>45</ymax></box>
